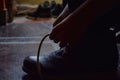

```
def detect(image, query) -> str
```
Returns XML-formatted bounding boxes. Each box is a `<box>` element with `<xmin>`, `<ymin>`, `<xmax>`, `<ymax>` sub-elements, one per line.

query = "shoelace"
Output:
<box><xmin>37</xmin><ymin>34</ymin><xmax>50</xmax><ymax>80</ymax></box>
<box><xmin>36</xmin><ymin>34</ymin><xmax>68</xmax><ymax>80</ymax></box>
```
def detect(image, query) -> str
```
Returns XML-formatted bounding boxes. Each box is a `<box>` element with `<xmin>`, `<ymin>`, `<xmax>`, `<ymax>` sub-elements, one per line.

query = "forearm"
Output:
<box><xmin>63</xmin><ymin>0</ymin><xmax>119</xmax><ymax>30</ymax></box>
<box><xmin>53</xmin><ymin>4</ymin><xmax>70</xmax><ymax>26</ymax></box>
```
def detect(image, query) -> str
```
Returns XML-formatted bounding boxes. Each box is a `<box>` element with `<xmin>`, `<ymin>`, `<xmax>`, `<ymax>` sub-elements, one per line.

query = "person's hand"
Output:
<box><xmin>53</xmin><ymin>17</ymin><xmax>63</xmax><ymax>27</ymax></box>
<box><xmin>49</xmin><ymin>17</ymin><xmax>85</xmax><ymax>47</ymax></box>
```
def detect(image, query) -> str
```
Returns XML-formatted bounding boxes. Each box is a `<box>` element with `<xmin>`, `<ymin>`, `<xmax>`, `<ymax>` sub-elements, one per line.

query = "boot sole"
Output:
<box><xmin>22</xmin><ymin>66</ymin><xmax>38</xmax><ymax>75</ymax></box>
<box><xmin>22</xmin><ymin>66</ymin><xmax>82</xmax><ymax>80</ymax></box>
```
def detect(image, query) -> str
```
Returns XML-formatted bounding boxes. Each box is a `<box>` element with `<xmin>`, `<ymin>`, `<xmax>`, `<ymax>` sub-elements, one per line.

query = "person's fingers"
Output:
<box><xmin>49</xmin><ymin>27</ymin><xmax>59</xmax><ymax>40</ymax></box>
<box><xmin>59</xmin><ymin>32</ymin><xmax>68</xmax><ymax>47</ymax></box>
<box><xmin>50</xmin><ymin>29</ymin><xmax>60</xmax><ymax>40</ymax></box>
<box><xmin>53</xmin><ymin>31</ymin><xmax>64</xmax><ymax>43</ymax></box>
<box><xmin>59</xmin><ymin>40</ymin><xmax>68</xmax><ymax>48</ymax></box>
<box><xmin>68</xmin><ymin>36</ymin><xmax>81</xmax><ymax>47</ymax></box>
<box><xmin>49</xmin><ymin>25</ymin><xmax>64</xmax><ymax>40</ymax></box>
<box><xmin>53</xmin><ymin>38</ymin><xmax>59</xmax><ymax>43</ymax></box>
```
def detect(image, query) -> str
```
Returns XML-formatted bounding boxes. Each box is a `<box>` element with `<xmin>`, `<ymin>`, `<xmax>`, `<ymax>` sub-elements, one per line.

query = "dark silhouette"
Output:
<box><xmin>23</xmin><ymin>0</ymin><xmax>120</xmax><ymax>79</ymax></box>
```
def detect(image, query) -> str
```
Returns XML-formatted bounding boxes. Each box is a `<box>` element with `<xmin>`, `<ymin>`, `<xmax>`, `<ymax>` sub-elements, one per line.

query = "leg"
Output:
<box><xmin>5</xmin><ymin>0</ymin><xmax>17</xmax><ymax>23</ymax></box>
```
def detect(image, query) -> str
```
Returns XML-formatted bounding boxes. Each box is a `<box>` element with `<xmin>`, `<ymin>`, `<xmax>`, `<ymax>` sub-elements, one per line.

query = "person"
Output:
<box><xmin>0</xmin><ymin>0</ymin><xmax>16</xmax><ymax>25</ymax></box>
<box><xmin>5</xmin><ymin>0</ymin><xmax>17</xmax><ymax>23</ymax></box>
<box><xmin>22</xmin><ymin>0</ymin><xmax>120</xmax><ymax>79</ymax></box>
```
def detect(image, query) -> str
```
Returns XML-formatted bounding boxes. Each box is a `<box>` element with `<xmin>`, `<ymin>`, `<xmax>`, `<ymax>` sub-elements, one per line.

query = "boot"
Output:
<box><xmin>22</xmin><ymin>48</ymin><xmax>86</xmax><ymax>80</ymax></box>
<box><xmin>22</xmin><ymin>43</ymin><xmax>118</xmax><ymax>80</ymax></box>
<box><xmin>42</xmin><ymin>1</ymin><xmax>50</xmax><ymax>8</ymax></box>
<box><xmin>27</xmin><ymin>4</ymin><xmax>51</xmax><ymax>19</ymax></box>
<box><xmin>50</xmin><ymin>0</ymin><xmax>57</xmax><ymax>10</ymax></box>
<box><xmin>51</xmin><ymin>4</ymin><xmax>63</xmax><ymax>18</ymax></box>
<box><xmin>23</xmin><ymin>48</ymin><xmax>69</xmax><ymax>75</ymax></box>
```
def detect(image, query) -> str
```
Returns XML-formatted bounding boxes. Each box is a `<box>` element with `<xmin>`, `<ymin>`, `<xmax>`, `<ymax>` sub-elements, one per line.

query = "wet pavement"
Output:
<box><xmin>0</xmin><ymin>16</ymin><xmax>120</xmax><ymax>80</ymax></box>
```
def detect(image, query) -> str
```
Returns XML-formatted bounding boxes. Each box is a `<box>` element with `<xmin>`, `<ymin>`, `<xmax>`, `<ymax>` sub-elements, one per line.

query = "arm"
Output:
<box><xmin>50</xmin><ymin>0</ymin><xmax>119</xmax><ymax>47</ymax></box>
<box><xmin>63</xmin><ymin>0</ymin><xmax>119</xmax><ymax>29</ymax></box>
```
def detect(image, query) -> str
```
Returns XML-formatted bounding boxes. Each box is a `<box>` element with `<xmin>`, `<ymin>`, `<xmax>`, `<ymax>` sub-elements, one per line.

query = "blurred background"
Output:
<box><xmin>16</xmin><ymin>0</ymin><xmax>62</xmax><ymax>4</ymax></box>
<box><xmin>2</xmin><ymin>0</ymin><xmax>64</xmax><ymax>23</ymax></box>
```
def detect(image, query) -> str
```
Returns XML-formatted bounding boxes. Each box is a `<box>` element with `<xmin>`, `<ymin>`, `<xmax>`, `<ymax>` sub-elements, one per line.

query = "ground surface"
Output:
<box><xmin>0</xmin><ymin>17</ymin><xmax>59</xmax><ymax>80</ymax></box>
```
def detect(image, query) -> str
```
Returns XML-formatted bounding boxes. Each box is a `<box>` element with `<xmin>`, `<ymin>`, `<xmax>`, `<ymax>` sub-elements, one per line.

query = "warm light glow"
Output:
<box><xmin>16</xmin><ymin>0</ymin><xmax>62</xmax><ymax>5</ymax></box>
